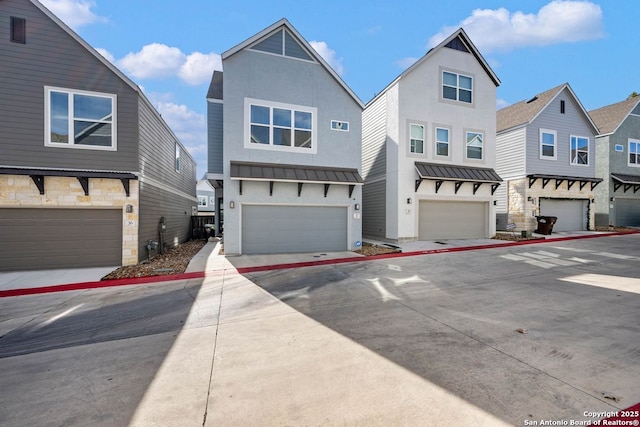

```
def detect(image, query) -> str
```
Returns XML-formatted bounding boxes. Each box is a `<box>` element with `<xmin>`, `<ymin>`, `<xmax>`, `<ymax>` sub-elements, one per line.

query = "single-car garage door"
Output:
<box><xmin>418</xmin><ymin>201</ymin><xmax>487</xmax><ymax>240</ymax></box>
<box><xmin>615</xmin><ymin>198</ymin><xmax>640</xmax><ymax>226</ymax></box>
<box><xmin>539</xmin><ymin>199</ymin><xmax>587</xmax><ymax>231</ymax></box>
<box><xmin>242</xmin><ymin>205</ymin><xmax>347</xmax><ymax>254</ymax></box>
<box><xmin>0</xmin><ymin>208</ymin><xmax>122</xmax><ymax>271</ymax></box>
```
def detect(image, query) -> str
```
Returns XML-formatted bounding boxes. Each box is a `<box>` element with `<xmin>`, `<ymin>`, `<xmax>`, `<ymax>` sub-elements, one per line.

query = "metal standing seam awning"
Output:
<box><xmin>611</xmin><ymin>173</ymin><xmax>640</xmax><ymax>193</ymax></box>
<box><xmin>230</xmin><ymin>161</ymin><xmax>363</xmax><ymax>197</ymax></box>
<box><xmin>0</xmin><ymin>167</ymin><xmax>138</xmax><ymax>197</ymax></box>
<box><xmin>526</xmin><ymin>174</ymin><xmax>602</xmax><ymax>191</ymax></box>
<box><xmin>414</xmin><ymin>162</ymin><xmax>503</xmax><ymax>194</ymax></box>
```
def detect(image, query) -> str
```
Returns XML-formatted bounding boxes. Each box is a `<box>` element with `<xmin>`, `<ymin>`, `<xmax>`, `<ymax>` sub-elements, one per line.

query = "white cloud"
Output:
<box><xmin>497</xmin><ymin>98</ymin><xmax>510</xmax><ymax>110</ymax></box>
<box><xmin>428</xmin><ymin>1</ymin><xmax>604</xmax><ymax>53</ymax></box>
<box><xmin>179</xmin><ymin>52</ymin><xmax>223</xmax><ymax>86</ymax></box>
<box><xmin>395</xmin><ymin>57</ymin><xmax>420</xmax><ymax>69</ymax></box>
<box><xmin>40</xmin><ymin>0</ymin><xmax>106</xmax><ymax>28</ymax></box>
<box><xmin>116</xmin><ymin>44</ymin><xmax>221</xmax><ymax>85</ymax></box>
<box><xmin>94</xmin><ymin>47</ymin><xmax>115</xmax><ymax>63</ymax></box>
<box><xmin>309</xmin><ymin>41</ymin><xmax>344</xmax><ymax>76</ymax></box>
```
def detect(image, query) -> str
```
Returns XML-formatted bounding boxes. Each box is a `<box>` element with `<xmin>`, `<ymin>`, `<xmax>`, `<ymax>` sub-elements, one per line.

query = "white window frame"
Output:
<box><xmin>175</xmin><ymin>142</ymin><xmax>181</xmax><ymax>172</ymax></box>
<box><xmin>539</xmin><ymin>129</ymin><xmax>557</xmax><ymax>160</ymax></box>
<box><xmin>198</xmin><ymin>195</ymin><xmax>208</xmax><ymax>207</ymax></box>
<box><xmin>628</xmin><ymin>139</ymin><xmax>640</xmax><ymax>167</ymax></box>
<box><xmin>570</xmin><ymin>135</ymin><xmax>589</xmax><ymax>166</ymax></box>
<box><xmin>465</xmin><ymin>131</ymin><xmax>484</xmax><ymax>160</ymax></box>
<box><xmin>244</xmin><ymin>98</ymin><xmax>317</xmax><ymax>154</ymax></box>
<box><xmin>434</xmin><ymin>126</ymin><xmax>451</xmax><ymax>158</ymax></box>
<box><xmin>44</xmin><ymin>86</ymin><xmax>117</xmax><ymax>151</ymax></box>
<box><xmin>409</xmin><ymin>123</ymin><xmax>425</xmax><ymax>154</ymax></box>
<box><xmin>331</xmin><ymin>120</ymin><xmax>349</xmax><ymax>132</ymax></box>
<box><xmin>442</xmin><ymin>70</ymin><xmax>473</xmax><ymax>104</ymax></box>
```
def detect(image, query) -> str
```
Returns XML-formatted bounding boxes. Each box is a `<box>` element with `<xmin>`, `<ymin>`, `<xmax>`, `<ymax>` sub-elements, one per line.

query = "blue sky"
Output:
<box><xmin>39</xmin><ymin>0</ymin><xmax>639</xmax><ymax>179</ymax></box>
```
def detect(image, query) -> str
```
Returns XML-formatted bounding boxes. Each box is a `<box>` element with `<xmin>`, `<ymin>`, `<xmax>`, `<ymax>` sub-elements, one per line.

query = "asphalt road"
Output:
<box><xmin>1</xmin><ymin>234</ymin><xmax>639</xmax><ymax>426</ymax></box>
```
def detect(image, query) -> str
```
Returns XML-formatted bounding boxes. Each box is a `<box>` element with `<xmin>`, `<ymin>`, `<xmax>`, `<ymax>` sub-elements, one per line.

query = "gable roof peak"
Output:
<box><xmin>589</xmin><ymin>96</ymin><xmax>640</xmax><ymax>136</ymax></box>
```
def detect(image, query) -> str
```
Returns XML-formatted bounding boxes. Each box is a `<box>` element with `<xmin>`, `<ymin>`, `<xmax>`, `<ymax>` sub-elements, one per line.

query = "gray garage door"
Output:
<box><xmin>615</xmin><ymin>198</ymin><xmax>640</xmax><ymax>226</ymax></box>
<box><xmin>242</xmin><ymin>205</ymin><xmax>347</xmax><ymax>254</ymax></box>
<box><xmin>539</xmin><ymin>199</ymin><xmax>587</xmax><ymax>231</ymax></box>
<box><xmin>0</xmin><ymin>208</ymin><xmax>122</xmax><ymax>271</ymax></box>
<box><xmin>418</xmin><ymin>201</ymin><xmax>487</xmax><ymax>240</ymax></box>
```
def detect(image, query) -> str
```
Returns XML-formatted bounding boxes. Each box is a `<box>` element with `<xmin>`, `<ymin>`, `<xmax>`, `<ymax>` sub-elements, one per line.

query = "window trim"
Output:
<box><xmin>539</xmin><ymin>128</ymin><xmax>557</xmax><ymax>160</ymax></box>
<box><xmin>331</xmin><ymin>120</ymin><xmax>349</xmax><ymax>132</ymax></box>
<box><xmin>198</xmin><ymin>195</ymin><xmax>208</xmax><ymax>207</ymax></box>
<box><xmin>465</xmin><ymin>130</ymin><xmax>484</xmax><ymax>161</ymax></box>
<box><xmin>44</xmin><ymin>86</ymin><xmax>117</xmax><ymax>151</ymax></box>
<box><xmin>434</xmin><ymin>125</ymin><xmax>451</xmax><ymax>159</ymax></box>
<box><xmin>175</xmin><ymin>142</ymin><xmax>181</xmax><ymax>172</ymax></box>
<box><xmin>409</xmin><ymin>123</ymin><xmax>425</xmax><ymax>154</ymax></box>
<box><xmin>628</xmin><ymin>139</ymin><xmax>640</xmax><ymax>167</ymax></box>
<box><xmin>244</xmin><ymin>98</ymin><xmax>317</xmax><ymax>154</ymax></box>
<box><xmin>441</xmin><ymin>69</ymin><xmax>474</xmax><ymax>105</ymax></box>
<box><xmin>569</xmin><ymin>135</ymin><xmax>590</xmax><ymax>166</ymax></box>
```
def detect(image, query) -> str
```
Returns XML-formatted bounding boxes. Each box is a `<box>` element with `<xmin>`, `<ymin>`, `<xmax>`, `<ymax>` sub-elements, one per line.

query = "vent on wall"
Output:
<box><xmin>560</xmin><ymin>100</ymin><xmax>566</xmax><ymax>114</ymax></box>
<box><xmin>10</xmin><ymin>17</ymin><xmax>26</xmax><ymax>44</ymax></box>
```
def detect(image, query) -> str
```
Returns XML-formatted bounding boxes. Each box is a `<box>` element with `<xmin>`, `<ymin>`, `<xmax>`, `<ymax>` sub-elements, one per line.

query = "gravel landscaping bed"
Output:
<box><xmin>101</xmin><ymin>239</ymin><xmax>208</xmax><ymax>280</ymax></box>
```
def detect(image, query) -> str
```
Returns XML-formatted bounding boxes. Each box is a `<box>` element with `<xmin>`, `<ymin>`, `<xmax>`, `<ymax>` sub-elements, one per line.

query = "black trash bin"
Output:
<box><xmin>535</xmin><ymin>216</ymin><xmax>558</xmax><ymax>235</ymax></box>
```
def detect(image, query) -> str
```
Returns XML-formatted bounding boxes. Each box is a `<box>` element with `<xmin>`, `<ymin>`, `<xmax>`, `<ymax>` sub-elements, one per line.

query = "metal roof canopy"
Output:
<box><xmin>527</xmin><ymin>173</ymin><xmax>602</xmax><ymax>192</ymax></box>
<box><xmin>414</xmin><ymin>162</ymin><xmax>502</xmax><ymax>194</ymax></box>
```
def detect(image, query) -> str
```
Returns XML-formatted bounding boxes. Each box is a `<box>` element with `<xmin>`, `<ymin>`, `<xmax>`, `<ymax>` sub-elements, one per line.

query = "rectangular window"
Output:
<box><xmin>443</xmin><ymin>71</ymin><xmax>472</xmax><ymax>103</ymax></box>
<box><xmin>466</xmin><ymin>131</ymin><xmax>483</xmax><ymax>159</ymax></box>
<box><xmin>198</xmin><ymin>195</ymin><xmax>208</xmax><ymax>207</ymax></box>
<box><xmin>410</xmin><ymin>124</ymin><xmax>424</xmax><ymax>154</ymax></box>
<box><xmin>11</xmin><ymin>17</ymin><xmax>26</xmax><ymax>43</ymax></box>
<box><xmin>435</xmin><ymin>127</ymin><xmax>449</xmax><ymax>157</ymax></box>
<box><xmin>331</xmin><ymin>120</ymin><xmax>349</xmax><ymax>132</ymax></box>
<box><xmin>629</xmin><ymin>140</ymin><xmax>640</xmax><ymax>166</ymax></box>
<box><xmin>540</xmin><ymin>129</ymin><xmax>557</xmax><ymax>159</ymax></box>
<box><xmin>246</xmin><ymin>99</ymin><xmax>316</xmax><ymax>152</ymax></box>
<box><xmin>615</xmin><ymin>144</ymin><xmax>624</xmax><ymax>152</ymax></box>
<box><xmin>175</xmin><ymin>142</ymin><xmax>180</xmax><ymax>172</ymax></box>
<box><xmin>570</xmin><ymin>136</ymin><xmax>589</xmax><ymax>165</ymax></box>
<box><xmin>45</xmin><ymin>87</ymin><xmax>116</xmax><ymax>150</ymax></box>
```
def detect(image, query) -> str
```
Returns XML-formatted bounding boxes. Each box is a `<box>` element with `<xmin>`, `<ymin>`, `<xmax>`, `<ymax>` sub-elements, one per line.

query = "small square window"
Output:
<box><xmin>615</xmin><ymin>144</ymin><xmax>624</xmax><ymax>152</ymax></box>
<box><xmin>331</xmin><ymin>120</ymin><xmax>349</xmax><ymax>132</ymax></box>
<box><xmin>11</xmin><ymin>17</ymin><xmax>26</xmax><ymax>44</ymax></box>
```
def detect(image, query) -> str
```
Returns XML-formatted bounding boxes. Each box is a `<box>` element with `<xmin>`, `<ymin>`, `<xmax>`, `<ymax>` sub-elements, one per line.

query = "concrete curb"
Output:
<box><xmin>1</xmin><ymin>230</ymin><xmax>637</xmax><ymax>299</ymax></box>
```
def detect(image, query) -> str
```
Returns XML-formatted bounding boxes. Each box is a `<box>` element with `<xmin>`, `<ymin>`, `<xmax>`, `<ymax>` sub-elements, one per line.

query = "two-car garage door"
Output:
<box><xmin>242</xmin><ymin>205</ymin><xmax>347</xmax><ymax>254</ymax></box>
<box><xmin>0</xmin><ymin>208</ymin><xmax>122</xmax><ymax>271</ymax></box>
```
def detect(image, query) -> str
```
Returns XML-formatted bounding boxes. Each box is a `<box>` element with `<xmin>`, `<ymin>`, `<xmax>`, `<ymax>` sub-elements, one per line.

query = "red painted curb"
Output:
<box><xmin>1</xmin><ymin>231</ymin><xmax>637</xmax><ymax>298</ymax></box>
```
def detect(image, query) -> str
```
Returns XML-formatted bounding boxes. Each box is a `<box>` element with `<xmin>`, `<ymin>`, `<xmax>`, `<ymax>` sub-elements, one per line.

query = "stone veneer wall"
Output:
<box><xmin>507</xmin><ymin>177</ymin><xmax>596</xmax><ymax>232</ymax></box>
<box><xmin>0</xmin><ymin>175</ymin><xmax>139</xmax><ymax>266</ymax></box>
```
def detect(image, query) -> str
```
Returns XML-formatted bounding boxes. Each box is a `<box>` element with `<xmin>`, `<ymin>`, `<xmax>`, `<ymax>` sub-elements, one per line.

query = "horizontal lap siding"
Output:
<box><xmin>362</xmin><ymin>95</ymin><xmax>388</xmax><ymax>239</ymax></box>
<box><xmin>207</xmin><ymin>102</ymin><xmax>224</xmax><ymax>174</ymax></box>
<box><xmin>0</xmin><ymin>0</ymin><xmax>138</xmax><ymax>172</ymax></box>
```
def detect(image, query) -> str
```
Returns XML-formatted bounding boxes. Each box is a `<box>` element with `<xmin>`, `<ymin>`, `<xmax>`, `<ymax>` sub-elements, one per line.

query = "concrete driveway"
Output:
<box><xmin>1</xmin><ymin>234</ymin><xmax>639</xmax><ymax>426</ymax></box>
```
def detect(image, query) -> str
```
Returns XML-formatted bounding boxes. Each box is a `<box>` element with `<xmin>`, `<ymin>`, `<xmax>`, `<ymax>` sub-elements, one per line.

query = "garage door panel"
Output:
<box><xmin>615</xmin><ymin>199</ymin><xmax>640</xmax><ymax>226</ymax></box>
<box><xmin>419</xmin><ymin>201</ymin><xmax>487</xmax><ymax>240</ymax></box>
<box><xmin>540</xmin><ymin>199</ymin><xmax>587</xmax><ymax>232</ymax></box>
<box><xmin>0</xmin><ymin>209</ymin><xmax>122</xmax><ymax>271</ymax></box>
<box><xmin>242</xmin><ymin>205</ymin><xmax>347</xmax><ymax>254</ymax></box>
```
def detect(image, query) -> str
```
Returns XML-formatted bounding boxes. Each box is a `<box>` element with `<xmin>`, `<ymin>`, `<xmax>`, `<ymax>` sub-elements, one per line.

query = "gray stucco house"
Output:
<box><xmin>0</xmin><ymin>0</ymin><xmax>197</xmax><ymax>271</ymax></box>
<box><xmin>207</xmin><ymin>18</ymin><xmax>364</xmax><ymax>255</ymax></box>
<box><xmin>362</xmin><ymin>28</ymin><xmax>502</xmax><ymax>242</ymax></box>
<box><xmin>590</xmin><ymin>96</ymin><xmax>640</xmax><ymax>226</ymax></box>
<box><xmin>495</xmin><ymin>83</ymin><xmax>601</xmax><ymax>233</ymax></box>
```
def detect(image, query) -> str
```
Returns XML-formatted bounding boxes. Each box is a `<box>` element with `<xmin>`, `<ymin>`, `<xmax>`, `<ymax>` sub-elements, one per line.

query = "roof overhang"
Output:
<box><xmin>612</xmin><ymin>173</ymin><xmax>640</xmax><ymax>193</ymax></box>
<box><xmin>0</xmin><ymin>166</ymin><xmax>138</xmax><ymax>197</ymax></box>
<box><xmin>414</xmin><ymin>162</ymin><xmax>502</xmax><ymax>194</ymax></box>
<box><xmin>527</xmin><ymin>174</ymin><xmax>602</xmax><ymax>191</ymax></box>
<box><xmin>230</xmin><ymin>161</ymin><xmax>362</xmax><ymax>197</ymax></box>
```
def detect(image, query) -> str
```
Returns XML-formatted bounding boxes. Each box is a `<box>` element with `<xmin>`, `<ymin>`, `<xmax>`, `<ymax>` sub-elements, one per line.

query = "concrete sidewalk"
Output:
<box><xmin>129</xmin><ymin>239</ymin><xmax>512</xmax><ymax>426</ymax></box>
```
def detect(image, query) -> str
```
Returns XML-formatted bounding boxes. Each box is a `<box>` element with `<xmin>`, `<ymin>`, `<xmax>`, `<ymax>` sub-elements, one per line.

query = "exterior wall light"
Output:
<box><xmin>407</xmin><ymin>198</ymin><xmax>412</xmax><ymax>204</ymax></box>
<box><xmin>126</xmin><ymin>204</ymin><xmax>133</xmax><ymax>213</ymax></box>
<box><xmin>355</xmin><ymin>203</ymin><xmax>360</xmax><ymax>210</ymax></box>
<box><xmin>229</xmin><ymin>201</ymin><xmax>235</xmax><ymax>209</ymax></box>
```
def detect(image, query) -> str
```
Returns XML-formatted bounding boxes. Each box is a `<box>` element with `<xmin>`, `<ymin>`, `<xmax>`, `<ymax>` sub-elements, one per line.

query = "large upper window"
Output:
<box><xmin>435</xmin><ymin>127</ymin><xmax>450</xmax><ymax>157</ymax></box>
<box><xmin>570</xmin><ymin>135</ymin><xmax>589</xmax><ymax>165</ymax></box>
<box><xmin>629</xmin><ymin>140</ymin><xmax>640</xmax><ymax>166</ymax></box>
<box><xmin>540</xmin><ymin>129</ymin><xmax>557</xmax><ymax>159</ymax></box>
<box><xmin>246</xmin><ymin>99</ymin><xmax>316</xmax><ymax>153</ymax></box>
<box><xmin>45</xmin><ymin>87</ymin><xmax>116</xmax><ymax>150</ymax></box>
<box><xmin>466</xmin><ymin>131</ymin><xmax>483</xmax><ymax>160</ymax></box>
<box><xmin>409</xmin><ymin>124</ymin><xmax>424</xmax><ymax>154</ymax></box>
<box><xmin>443</xmin><ymin>71</ymin><xmax>472</xmax><ymax>103</ymax></box>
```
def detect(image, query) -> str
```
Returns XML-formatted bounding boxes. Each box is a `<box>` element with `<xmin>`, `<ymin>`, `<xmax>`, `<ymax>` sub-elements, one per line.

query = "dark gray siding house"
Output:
<box><xmin>0</xmin><ymin>0</ymin><xmax>197</xmax><ymax>271</ymax></box>
<box><xmin>590</xmin><ymin>97</ymin><xmax>640</xmax><ymax>226</ymax></box>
